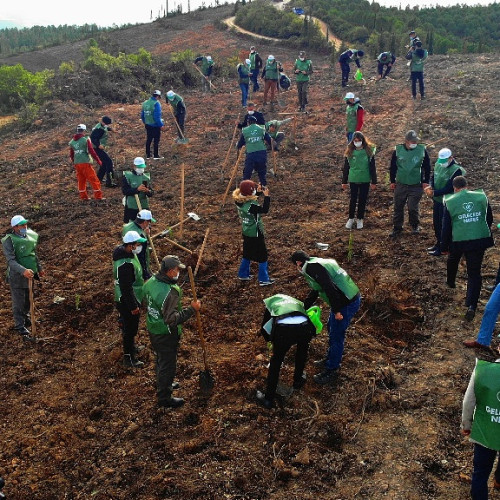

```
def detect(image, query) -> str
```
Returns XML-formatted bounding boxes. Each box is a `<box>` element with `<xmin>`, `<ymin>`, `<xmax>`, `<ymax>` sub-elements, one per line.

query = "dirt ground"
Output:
<box><xmin>1</xmin><ymin>14</ymin><xmax>500</xmax><ymax>500</ymax></box>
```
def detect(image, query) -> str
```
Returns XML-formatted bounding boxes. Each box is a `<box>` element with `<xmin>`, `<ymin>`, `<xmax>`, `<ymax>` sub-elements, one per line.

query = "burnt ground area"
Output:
<box><xmin>1</xmin><ymin>19</ymin><xmax>500</xmax><ymax>500</ymax></box>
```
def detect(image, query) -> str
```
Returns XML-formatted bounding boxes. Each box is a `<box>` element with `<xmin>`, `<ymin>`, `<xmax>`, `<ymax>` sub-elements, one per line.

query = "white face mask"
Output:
<box><xmin>135</xmin><ymin>168</ymin><xmax>145</xmax><ymax>175</ymax></box>
<box><xmin>408</xmin><ymin>143</ymin><xmax>418</xmax><ymax>150</ymax></box>
<box><xmin>171</xmin><ymin>272</ymin><xmax>180</xmax><ymax>281</ymax></box>
<box><xmin>132</xmin><ymin>245</ymin><xmax>142</xmax><ymax>255</ymax></box>
<box><xmin>353</xmin><ymin>141</ymin><xmax>362</xmax><ymax>148</ymax></box>
<box><xmin>299</xmin><ymin>57</ymin><xmax>305</xmax><ymax>61</ymax></box>
<box><xmin>247</xmin><ymin>110</ymin><xmax>254</xmax><ymax>115</ymax></box>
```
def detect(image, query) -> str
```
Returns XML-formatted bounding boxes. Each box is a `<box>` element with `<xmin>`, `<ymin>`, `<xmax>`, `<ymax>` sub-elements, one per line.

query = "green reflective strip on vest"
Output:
<box><xmin>265</xmin><ymin>60</ymin><xmax>278</xmax><ymax>80</ymax></box>
<box><xmin>302</xmin><ymin>257</ymin><xmax>359</xmax><ymax>305</ymax></box>
<box><xmin>470</xmin><ymin>360</ymin><xmax>500</xmax><ymax>450</ymax></box>
<box><xmin>346</xmin><ymin>103</ymin><xmax>360</xmax><ymax>133</ymax></box>
<box><xmin>242</xmin><ymin>124</ymin><xmax>267</xmax><ymax>154</ymax></box>
<box><xmin>237</xmin><ymin>200</ymin><xmax>263</xmax><ymax>237</ymax></box>
<box><xmin>124</xmin><ymin>171</ymin><xmax>150</xmax><ymax>209</ymax></box>
<box><xmin>347</xmin><ymin>149</ymin><xmax>371</xmax><ymax>183</ymax></box>
<box><xmin>263</xmin><ymin>294</ymin><xmax>307</xmax><ymax>317</ymax></box>
<box><xmin>444</xmin><ymin>189</ymin><xmax>491</xmax><ymax>242</ymax></box>
<box><xmin>142</xmin><ymin>99</ymin><xmax>156</xmax><ymax>126</ymax></box>
<box><xmin>92</xmin><ymin>122</ymin><xmax>108</xmax><ymax>146</ymax></box>
<box><xmin>69</xmin><ymin>136</ymin><xmax>90</xmax><ymax>164</ymax></box>
<box><xmin>3</xmin><ymin>230</ymin><xmax>39</xmax><ymax>272</ymax></box>
<box><xmin>294</xmin><ymin>59</ymin><xmax>311</xmax><ymax>82</ymax></box>
<box><xmin>113</xmin><ymin>256</ymin><xmax>144</xmax><ymax>303</ymax></box>
<box><xmin>432</xmin><ymin>162</ymin><xmax>465</xmax><ymax>202</ymax></box>
<box><xmin>395</xmin><ymin>144</ymin><xmax>425</xmax><ymax>185</ymax></box>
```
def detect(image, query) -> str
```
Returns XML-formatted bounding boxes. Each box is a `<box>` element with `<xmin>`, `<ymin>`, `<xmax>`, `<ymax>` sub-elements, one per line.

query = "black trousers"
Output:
<box><xmin>116</xmin><ymin>301</ymin><xmax>140</xmax><ymax>358</ymax></box>
<box><xmin>411</xmin><ymin>71</ymin><xmax>425</xmax><ymax>97</ymax></box>
<box><xmin>149</xmin><ymin>332</ymin><xmax>180</xmax><ymax>404</ymax></box>
<box><xmin>145</xmin><ymin>125</ymin><xmax>161</xmax><ymax>158</ymax></box>
<box><xmin>95</xmin><ymin>148</ymin><xmax>114</xmax><ymax>183</ymax></box>
<box><xmin>348</xmin><ymin>182</ymin><xmax>370</xmax><ymax>219</ymax></box>
<box><xmin>265</xmin><ymin>322</ymin><xmax>315</xmax><ymax>401</ymax></box>
<box><xmin>340</xmin><ymin>63</ymin><xmax>350</xmax><ymax>87</ymax></box>
<box><xmin>432</xmin><ymin>200</ymin><xmax>444</xmax><ymax>248</ymax></box>
<box><xmin>175</xmin><ymin>110</ymin><xmax>186</xmax><ymax>138</ymax></box>
<box><xmin>447</xmin><ymin>248</ymin><xmax>485</xmax><ymax>309</ymax></box>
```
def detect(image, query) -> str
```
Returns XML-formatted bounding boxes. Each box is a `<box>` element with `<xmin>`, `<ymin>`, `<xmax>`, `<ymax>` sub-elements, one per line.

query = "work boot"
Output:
<box><xmin>464</xmin><ymin>307</ymin><xmax>476</xmax><ymax>322</ymax></box>
<box><xmin>123</xmin><ymin>355</ymin><xmax>144</xmax><ymax>368</ymax></box>
<box><xmin>158</xmin><ymin>397</ymin><xmax>184</xmax><ymax>409</ymax></box>
<box><xmin>345</xmin><ymin>218</ymin><xmax>354</xmax><ymax>229</ymax></box>
<box><xmin>390</xmin><ymin>228</ymin><xmax>403</xmax><ymax>238</ymax></box>
<box><xmin>256</xmin><ymin>390</ymin><xmax>273</xmax><ymax>409</ymax></box>
<box><xmin>411</xmin><ymin>226</ymin><xmax>421</xmax><ymax>234</ymax></box>
<box><xmin>293</xmin><ymin>373</ymin><xmax>307</xmax><ymax>390</ymax></box>
<box><xmin>171</xmin><ymin>381</ymin><xmax>181</xmax><ymax>391</ymax></box>
<box><xmin>313</xmin><ymin>358</ymin><xmax>327</xmax><ymax>367</ymax></box>
<box><xmin>313</xmin><ymin>369</ymin><xmax>339</xmax><ymax>385</ymax></box>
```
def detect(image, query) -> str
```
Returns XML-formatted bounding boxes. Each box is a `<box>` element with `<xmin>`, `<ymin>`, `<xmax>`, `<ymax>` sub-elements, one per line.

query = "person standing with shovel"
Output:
<box><xmin>143</xmin><ymin>255</ymin><xmax>201</xmax><ymax>409</ymax></box>
<box><xmin>166</xmin><ymin>90</ymin><xmax>187</xmax><ymax>144</ymax></box>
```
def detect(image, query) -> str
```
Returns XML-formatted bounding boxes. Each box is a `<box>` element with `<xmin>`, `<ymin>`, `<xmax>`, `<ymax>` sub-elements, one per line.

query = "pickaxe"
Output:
<box><xmin>152</xmin><ymin>212</ymin><xmax>201</xmax><ymax>239</ymax></box>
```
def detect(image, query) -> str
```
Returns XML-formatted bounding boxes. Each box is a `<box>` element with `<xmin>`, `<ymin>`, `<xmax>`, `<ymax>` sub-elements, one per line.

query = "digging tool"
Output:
<box><xmin>152</xmin><ymin>212</ymin><xmax>201</xmax><ymax>239</ymax></box>
<box><xmin>28</xmin><ymin>278</ymin><xmax>36</xmax><ymax>337</ymax></box>
<box><xmin>180</xmin><ymin>164</ymin><xmax>185</xmax><ymax>239</ymax></box>
<box><xmin>191</xmin><ymin>63</ymin><xmax>217</xmax><ymax>90</ymax></box>
<box><xmin>194</xmin><ymin>228</ymin><xmax>210</xmax><ymax>277</ymax></box>
<box><xmin>425</xmin><ymin>137</ymin><xmax>448</xmax><ymax>149</ymax></box>
<box><xmin>221</xmin><ymin>114</ymin><xmax>241</xmax><ymax>179</ymax></box>
<box><xmin>134</xmin><ymin>194</ymin><xmax>161</xmax><ymax>270</ymax></box>
<box><xmin>163</xmin><ymin>236</ymin><xmax>194</xmax><ymax>255</ymax></box>
<box><xmin>221</xmin><ymin>147</ymin><xmax>245</xmax><ymax>209</ymax></box>
<box><xmin>270</xmin><ymin>139</ymin><xmax>278</xmax><ymax>179</ymax></box>
<box><xmin>167</xmin><ymin>106</ymin><xmax>188</xmax><ymax>144</ymax></box>
<box><xmin>187</xmin><ymin>266</ymin><xmax>215</xmax><ymax>394</ymax></box>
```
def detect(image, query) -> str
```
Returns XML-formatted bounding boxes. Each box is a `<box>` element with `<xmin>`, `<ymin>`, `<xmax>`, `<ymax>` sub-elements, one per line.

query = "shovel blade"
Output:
<box><xmin>199</xmin><ymin>369</ymin><xmax>215</xmax><ymax>394</ymax></box>
<box><xmin>187</xmin><ymin>212</ymin><xmax>201</xmax><ymax>221</ymax></box>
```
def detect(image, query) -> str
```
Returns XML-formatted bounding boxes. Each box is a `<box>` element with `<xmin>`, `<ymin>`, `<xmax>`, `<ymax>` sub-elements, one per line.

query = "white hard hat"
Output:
<box><xmin>133</xmin><ymin>157</ymin><xmax>146</xmax><ymax>167</ymax></box>
<box><xmin>123</xmin><ymin>231</ymin><xmax>147</xmax><ymax>244</ymax></box>
<box><xmin>438</xmin><ymin>148</ymin><xmax>452</xmax><ymax>159</ymax></box>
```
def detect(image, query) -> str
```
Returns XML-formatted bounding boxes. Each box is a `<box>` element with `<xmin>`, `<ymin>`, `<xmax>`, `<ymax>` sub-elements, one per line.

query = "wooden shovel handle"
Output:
<box><xmin>187</xmin><ymin>266</ymin><xmax>209</xmax><ymax>370</ymax></box>
<box><xmin>29</xmin><ymin>278</ymin><xmax>36</xmax><ymax>336</ymax></box>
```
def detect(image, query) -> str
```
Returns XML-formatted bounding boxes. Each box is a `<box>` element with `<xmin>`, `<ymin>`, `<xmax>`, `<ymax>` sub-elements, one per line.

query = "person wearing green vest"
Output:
<box><xmin>68</xmin><ymin>123</ymin><xmax>104</xmax><ymax>200</ymax></box>
<box><xmin>143</xmin><ymin>255</ymin><xmax>201</xmax><ymax>409</ymax></box>
<box><xmin>237</xmin><ymin>116</ymin><xmax>272</xmax><ymax>187</ymax></box>
<box><xmin>193</xmin><ymin>55</ymin><xmax>214</xmax><ymax>93</ymax></box>
<box><xmin>166</xmin><ymin>90</ymin><xmax>187</xmax><ymax>142</ymax></box>
<box><xmin>293</xmin><ymin>51</ymin><xmax>313</xmax><ymax>112</ymax></box>
<box><xmin>233</xmin><ymin>180</ymin><xmax>274</xmax><ymax>285</ymax></box>
<box><xmin>265</xmin><ymin>118</ymin><xmax>292</xmax><ymax>152</ymax></box>
<box><xmin>113</xmin><ymin>230</ymin><xmax>147</xmax><ymax>368</ymax></box>
<box><xmin>342</xmin><ymin>131</ymin><xmax>377</xmax><ymax>230</ymax></box>
<box><xmin>249</xmin><ymin>46</ymin><xmax>263</xmax><ymax>92</ymax></box>
<box><xmin>255</xmin><ymin>294</ymin><xmax>317</xmax><ymax>409</ymax></box>
<box><xmin>237</xmin><ymin>59</ymin><xmax>251</xmax><ymax>108</ymax></box>
<box><xmin>122</xmin><ymin>209</ymin><xmax>156</xmax><ymax>281</ymax></box>
<box><xmin>90</xmin><ymin>115</ymin><xmax>116</xmax><ymax>188</ymax></box>
<box><xmin>406</xmin><ymin>41</ymin><xmax>428</xmax><ymax>100</ymax></box>
<box><xmin>1</xmin><ymin>215</ymin><xmax>44</xmax><ymax>341</ymax></box>
<box><xmin>291</xmin><ymin>251</ymin><xmax>361</xmax><ymax>385</ymax></box>
<box><xmin>389</xmin><ymin>129</ymin><xmax>431</xmax><ymax>237</ymax></box>
<box><xmin>261</xmin><ymin>55</ymin><xmax>282</xmax><ymax>106</ymax></box>
<box><xmin>140</xmin><ymin>90</ymin><xmax>164</xmax><ymax>160</ymax></box>
<box><xmin>461</xmin><ymin>354</ymin><xmax>500</xmax><ymax>499</ymax></box>
<box><xmin>121</xmin><ymin>157</ymin><xmax>154</xmax><ymax>223</ymax></box>
<box><xmin>376</xmin><ymin>51</ymin><xmax>396</xmax><ymax>80</ymax></box>
<box><xmin>442</xmin><ymin>176</ymin><xmax>493</xmax><ymax>321</ymax></box>
<box><xmin>344</xmin><ymin>92</ymin><xmax>364</xmax><ymax>144</ymax></box>
<box><xmin>424</xmin><ymin>148</ymin><xmax>465</xmax><ymax>256</ymax></box>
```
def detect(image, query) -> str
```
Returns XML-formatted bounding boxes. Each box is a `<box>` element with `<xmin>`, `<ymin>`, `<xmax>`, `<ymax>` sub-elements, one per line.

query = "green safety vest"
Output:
<box><xmin>249</xmin><ymin>52</ymin><xmax>258</xmax><ymax>70</ymax></box>
<box><xmin>113</xmin><ymin>255</ymin><xmax>144</xmax><ymax>303</ymax></box>
<box><xmin>264</xmin><ymin>294</ymin><xmax>307</xmax><ymax>317</ymax></box>
<box><xmin>432</xmin><ymin>161</ymin><xmax>466</xmax><ymax>203</ymax></box>
<box><xmin>237</xmin><ymin>200</ymin><xmax>264</xmax><ymax>237</ymax></box>
<box><xmin>443</xmin><ymin>189</ymin><xmax>491</xmax><ymax>242</ymax></box>
<box><xmin>347</xmin><ymin>149</ymin><xmax>372</xmax><ymax>183</ymax></box>
<box><xmin>201</xmin><ymin>57</ymin><xmax>213</xmax><ymax>76</ymax></box>
<box><xmin>69</xmin><ymin>136</ymin><xmax>90</xmax><ymax>164</ymax></box>
<box><xmin>143</xmin><ymin>276</ymin><xmax>183</xmax><ymax>335</ymax></box>
<box><xmin>302</xmin><ymin>257</ymin><xmax>359</xmax><ymax>306</ymax></box>
<box><xmin>343</xmin><ymin>49</ymin><xmax>360</xmax><ymax>64</ymax></box>
<box><xmin>294</xmin><ymin>59</ymin><xmax>312</xmax><ymax>82</ymax></box>
<box><xmin>1</xmin><ymin>230</ymin><xmax>39</xmax><ymax>273</ymax></box>
<box><xmin>411</xmin><ymin>49</ymin><xmax>428</xmax><ymax>72</ymax></box>
<box><xmin>378</xmin><ymin>52</ymin><xmax>392</xmax><ymax>64</ymax></box>
<box><xmin>346</xmin><ymin>103</ymin><xmax>360</xmax><ymax>133</ymax></box>
<box><xmin>395</xmin><ymin>144</ymin><xmax>425</xmax><ymax>185</ymax></box>
<box><xmin>264</xmin><ymin>60</ymin><xmax>279</xmax><ymax>80</ymax></box>
<box><xmin>142</xmin><ymin>98</ymin><xmax>157</xmax><ymax>126</ymax></box>
<box><xmin>238</xmin><ymin>64</ymin><xmax>250</xmax><ymax>84</ymax></box>
<box><xmin>123</xmin><ymin>171</ymin><xmax>150</xmax><ymax>209</ymax></box>
<box><xmin>122</xmin><ymin>221</ymin><xmax>151</xmax><ymax>268</ymax></box>
<box><xmin>242</xmin><ymin>124</ymin><xmax>267</xmax><ymax>154</ymax></box>
<box><xmin>92</xmin><ymin>122</ymin><xmax>108</xmax><ymax>147</ymax></box>
<box><xmin>169</xmin><ymin>94</ymin><xmax>184</xmax><ymax>111</ymax></box>
<box><xmin>266</xmin><ymin>120</ymin><xmax>281</xmax><ymax>139</ymax></box>
<box><xmin>470</xmin><ymin>360</ymin><xmax>500</xmax><ymax>451</ymax></box>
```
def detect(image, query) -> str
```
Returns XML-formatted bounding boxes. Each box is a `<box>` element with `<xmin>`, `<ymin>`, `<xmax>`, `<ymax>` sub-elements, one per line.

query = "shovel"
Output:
<box><xmin>187</xmin><ymin>266</ymin><xmax>215</xmax><ymax>394</ymax></box>
<box><xmin>191</xmin><ymin>63</ymin><xmax>217</xmax><ymax>90</ymax></box>
<box><xmin>168</xmin><ymin>106</ymin><xmax>189</xmax><ymax>144</ymax></box>
<box><xmin>28</xmin><ymin>278</ymin><xmax>36</xmax><ymax>337</ymax></box>
<box><xmin>152</xmin><ymin>212</ymin><xmax>201</xmax><ymax>239</ymax></box>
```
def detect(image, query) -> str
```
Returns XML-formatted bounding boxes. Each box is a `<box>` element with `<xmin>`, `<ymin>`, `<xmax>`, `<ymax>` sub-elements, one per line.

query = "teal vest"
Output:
<box><xmin>346</xmin><ymin>103</ymin><xmax>360</xmax><ymax>133</ymax></box>
<box><xmin>470</xmin><ymin>360</ymin><xmax>500</xmax><ymax>451</ymax></box>
<box><xmin>264</xmin><ymin>60</ymin><xmax>279</xmax><ymax>80</ymax></box>
<box><xmin>242</xmin><ymin>124</ymin><xmax>267</xmax><ymax>154</ymax></box>
<box><xmin>264</xmin><ymin>294</ymin><xmax>307</xmax><ymax>317</ymax></box>
<box><xmin>2</xmin><ymin>230</ymin><xmax>39</xmax><ymax>273</ymax></box>
<box><xmin>294</xmin><ymin>59</ymin><xmax>312</xmax><ymax>82</ymax></box>
<box><xmin>124</xmin><ymin>171</ymin><xmax>150</xmax><ymax>209</ymax></box>
<box><xmin>347</xmin><ymin>149</ymin><xmax>371</xmax><ymax>183</ymax></box>
<box><xmin>411</xmin><ymin>50</ymin><xmax>428</xmax><ymax>72</ymax></box>
<box><xmin>113</xmin><ymin>255</ymin><xmax>144</xmax><ymax>303</ymax></box>
<box><xmin>143</xmin><ymin>276</ymin><xmax>182</xmax><ymax>335</ymax></box>
<box><xmin>302</xmin><ymin>257</ymin><xmax>359</xmax><ymax>305</ymax></box>
<box><xmin>433</xmin><ymin>162</ymin><xmax>465</xmax><ymax>203</ymax></box>
<box><xmin>92</xmin><ymin>122</ymin><xmax>108</xmax><ymax>146</ymax></box>
<box><xmin>142</xmin><ymin>99</ymin><xmax>156</xmax><ymax>126</ymax></box>
<box><xmin>69</xmin><ymin>136</ymin><xmax>90</xmax><ymax>164</ymax></box>
<box><xmin>122</xmin><ymin>221</ymin><xmax>151</xmax><ymax>268</ymax></box>
<box><xmin>395</xmin><ymin>144</ymin><xmax>425</xmax><ymax>185</ymax></box>
<box><xmin>443</xmin><ymin>189</ymin><xmax>491</xmax><ymax>242</ymax></box>
<box><xmin>378</xmin><ymin>52</ymin><xmax>392</xmax><ymax>64</ymax></box>
<box><xmin>238</xmin><ymin>64</ymin><xmax>250</xmax><ymax>84</ymax></box>
<box><xmin>249</xmin><ymin>52</ymin><xmax>258</xmax><ymax>70</ymax></box>
<box><xmin>237</xmin><ymin>200</ymin><xmax>264</xmax><ymax>237</ymax></box>
<box><xmin>201</xmin><ymin>57</ymin><xmax>213</xmax><ymax>76</ymax></box>
<box><xmin>344</xmin><ymin>49</ymin><xmax>359</xmax><ymax>64</ymax></box>
<box><xmin>266</xmin><ymin>120</ymin><xmax>281</xmax><ymax>139</ymax></box>
<box><xmin>169</xmin><ymin>94</ymin><xmax>184</xmax><ymax>110</ymax></box>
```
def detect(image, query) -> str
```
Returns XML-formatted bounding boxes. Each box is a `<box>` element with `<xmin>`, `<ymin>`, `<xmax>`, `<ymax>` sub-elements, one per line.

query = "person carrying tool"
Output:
<box><xmin>344</xmin><ymin>92</ymin><xmax>364</xmax><ymax>144</ymax></box>
<box><xmin>143</xmin><ymin>255</ymin><xmax>201</xmax><ymax>409</ymax></box>
<box><xmin>293</xmin><ymin>50</ymin><xmax>313</xmax><ymax>112</ymax></box>
<box><xmin>406</xmin><ymin>41</ymin><xmax>428</xmax><ymax>100</ymax></box>
<box><xmin>256</xmin><ymin>294</ymin><xmax>318</xmax><ymax>409</ymax></box>
<box><xmin>233</xmin><ymin>180</ymin><xmax>274</xmax><ymax>286</ymax></box>
<box><xmin>90</xmin><ymin>115</ymin><xmax>116</xmax><ymax>188</ymax></box>
<box><xmin>1</xmin><ymin>215</ymin><xmax>44</xmax><ymax>341</ymax></box>
<box><xmin>265</xmin><ymin>118</ymin><xmax>292</xmax><ymax>151</ymax></box>
<box><xmin>166</xmin><ymin>90</ymin><xmax>187</xmax><ymax>142</ymax></box>
<box><xmin>424</xmin><ymin>148</ymin><xmax>465</xmax><ymax>256</ymax></box>
<box><xmin>249</xmin><ymin>46</ymin><xmax>263</xmax><ymax>92</ymax></box>
<box><xmin>68</xmin><ymin>123</ymin><xmax>104</xmax><ymax>200</ymax></box>
<box><xmin>237</xmin><ymin>59</ymin><xmax>251</xmax><ymax>108</ymax></box>
<box><xmin>122</xmin><ymin>157</ymin><xmax>154</xmax><ymax>223</ymax></box>
<box><xmin>441</xmin><ymin>176</ymin><xmax>494</xmax><ymax>322</ymax></box>
<box><xmin>376</xmin><ymin>51</ymin><xmax>396</xmax><ymax>80</ymax></box>
<box><xmin>113</xmin><ymin>230</ymin><xmax>147</xmax><ymax>368</ymax></box>
<box><xmin>238</xmin><ymin>102</ymin><xmax>266</xmax><ymax>129</ymax></box>
<box><xmin>291</xmin><ymin>250</ymin><xmax>361</xmax><ymax>385</ymax></box>
<box><xmin>261</xmin><ymin>55</ymin><xmax>282</xmax><ymax>106</ymax></box>
<box><xmin>122</xmin><ymin>209</ymin><xmax>156</xmax><ymax>281</ymax></box>
<box><xmin>338</xmin><ymin>48</ymin><xmax>364</xmax><ymax>88</ymax></box>
<box><xmin>141</xmin><ymin>90</ymin><xmax>164</xmax><ymax>160</ymax></box>
<box><xmin>193</xmin><ymin>55</ymin><xmax>214</xmax><ymax>93</ymax></box>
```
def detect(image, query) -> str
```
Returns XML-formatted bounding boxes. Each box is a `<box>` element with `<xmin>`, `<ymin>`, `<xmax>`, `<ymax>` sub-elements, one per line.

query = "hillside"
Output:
<box><xmin>1</xmin><ymin>11</ymin><xmax>500</xmax><ymax>500</ymax></box>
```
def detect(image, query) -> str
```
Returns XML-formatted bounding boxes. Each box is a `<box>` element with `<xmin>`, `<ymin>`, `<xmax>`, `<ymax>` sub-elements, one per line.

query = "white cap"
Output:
<box><xmin>137</xmin><ymin>209</ymin><xmax>156</xmax><ymax>222</ymax></box>
<box><xmin>245</xmin><ymin>59</ymin><xmax>251</xmax><ymax>65</ymax></box>
<box><xmin>133</xmin><ymin>157</ymin><xmax>146</xmax><ymax>167</ymax></box>
<box><xmin>123</xmin><ymin>231</ymin><xmax>147</xmax><ymax>244</ymax></box>
<box><xmin>11</xmin><ymin>215</ymin><xmax>28</xmax><ymax>227</ymax></box>
<box><xmin>438</xmin><ymin>148</ymin><xmax>452</xmax><ymax>159</ymax></box>
<box><xmin>76</xmin><ymin>124</ymin><xmax>86</xmax><ymax>131</ymax></box>
<box><xmin>344</xmin><ymin>92</ymin><xmax>355</xmax><ymax>100</ymax></box>
<box><xmin>166</xmin><ymin>90</ymin><xmax>175</xmax><ymax>99</ymax></box>
<box><xmin>206</xmin><ymin>56</ymin><xmax>212</xmax><ymax>61</ymax></box>
<box><xmin>153</xmin><ymin>90</ymin><xmax>161</xmax><ymax>96</ymax></box>
<box><xmin>268</xmin><ymin>55</ymin><xmax>275</xmax><ymax>60</ymax></box>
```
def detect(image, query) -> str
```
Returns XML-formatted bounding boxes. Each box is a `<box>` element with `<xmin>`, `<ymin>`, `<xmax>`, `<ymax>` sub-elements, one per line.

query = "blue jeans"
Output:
<box><xmin>476</xmin><ymin>283</ymin><xmax>500</xmax><ymax>346</ymax></box>
<box><xmin>471</xmin><ymin>443</ymin><xmax>500</xmax><ymax>500</ymax></box>
<box><xmin>346</xmin><ymin>132</ymin><xmax>354</xmax><ymax>144</ymax></box>
<box><xmin>238</xmin><ymin>258</ymin><xmax>270</xmax><ymax>281</ymax></box>
<box><xmin>240</xmin><ymin>83</ymin><xmax>249</xmax><ymax>107</ymax></box>
<box><xmin>326</xmin><ymin>294</ymin><xmax>361</xmax><ymax>370</ymax></box>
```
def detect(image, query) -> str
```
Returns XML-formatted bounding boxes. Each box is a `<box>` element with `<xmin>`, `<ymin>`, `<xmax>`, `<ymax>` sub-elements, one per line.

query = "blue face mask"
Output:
<box><xmin>18</xmin><ymin>228</ymin><xmax>27</xmax><ymax>237</ymax></box>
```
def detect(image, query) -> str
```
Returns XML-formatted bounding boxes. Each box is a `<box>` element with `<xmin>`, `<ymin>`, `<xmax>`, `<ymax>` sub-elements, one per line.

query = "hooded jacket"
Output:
<box><xmin>69</xmin><ymin>133</ymin><xmax>102</xmax><ymax>165</ymax></box>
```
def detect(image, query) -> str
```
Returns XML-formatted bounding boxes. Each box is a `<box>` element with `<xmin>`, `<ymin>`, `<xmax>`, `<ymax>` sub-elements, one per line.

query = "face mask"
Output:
<box><xmin>408</xmin><ymin>143</ymin><xmax>418</xmax><ymax>150</ymax></box>
<box><xmin>171</xmin><ymin>272</ymin><xmax>180</xmax><ymax>281</ymax></box>
<box><xmin>252</xmin><ymin>189</ymin><xmax>257</xmax><ymax>195</ymax></box>
<box><xmin>353</xmin><ymin>141</ymin><xmax>362</xmax><ymax>148</ymax></box>
<box><xmin>18</xmin><ymin>228</ymin><xmax>27</xmax><ymax>237</ymax></box>
<box><xmin>299</xmin><ymin>57</ymin><xmax>305</xmax><ymax>61</ymax></box>
<box><xmin>135</xmin><ymin>168</ymin><xmax>145</xmax><ymax>175</ymax></box>
<box><xmin>132</xmin><ymin>245</ymin><xmax>142</xmax><ymax>255</ymax></box>
<box><xmin>247</xmin><ymin>110</ymin><xmax>254</xmax><ymax>115</ymax></box>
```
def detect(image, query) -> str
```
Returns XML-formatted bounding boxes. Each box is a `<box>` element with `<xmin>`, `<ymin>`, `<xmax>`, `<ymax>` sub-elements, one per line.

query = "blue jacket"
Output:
<box><xmin>141</xmin><ymin>98</ymin><xmax>164</xmax><ymax>128</ymax></box>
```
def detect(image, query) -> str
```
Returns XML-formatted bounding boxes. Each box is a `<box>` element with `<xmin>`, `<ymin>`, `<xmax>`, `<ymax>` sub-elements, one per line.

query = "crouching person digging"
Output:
<box><xmin>143</xmin><ymin>255</ymin><xmax>201</xmax><ymax>409</ymax></box>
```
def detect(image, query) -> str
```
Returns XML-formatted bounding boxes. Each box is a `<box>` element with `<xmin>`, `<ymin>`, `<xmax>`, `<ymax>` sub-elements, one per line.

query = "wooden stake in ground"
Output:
<box><xmin>221</xmin><ymin>147</ymin><xmax>245</xmax><ymax>209</ymax></box>
<box><xmin>28</xmin><ymin>278</ymin><xmax>36</xmax><ymax>337</ymax></box>
<box><xmin>180</xmin><ymin>163</ymin><xmax>185</xmax><ymax>239</ymax></box>
<box><xmin>134</xmin><ymin>194</ymin><xmax>161</xmax><ymax>270</ymax></box>
<box><xmin>221</xmin><ymin>114</ymin><xmax>241</xmax><ymax>179</ymax></box>
<box><xmin>194</xmin><ymin>228</ymin><xmax>210</xmax><ymax>277</ymax></box>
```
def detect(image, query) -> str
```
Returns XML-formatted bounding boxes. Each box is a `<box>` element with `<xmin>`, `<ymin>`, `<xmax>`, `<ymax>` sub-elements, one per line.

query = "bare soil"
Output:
<box><xmin>1</xmin><ymin>15</ymin><xmax>500</xmax><ymax>500</ymax></box>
